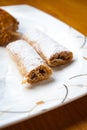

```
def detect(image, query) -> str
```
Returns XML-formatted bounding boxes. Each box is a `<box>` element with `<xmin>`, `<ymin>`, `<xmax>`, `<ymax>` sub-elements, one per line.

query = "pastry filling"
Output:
<box><xmin>27</xmin><ymin>65</ymin><xmax>52</xmax><ymax>83</ymax></box>
<box><xmin>49</xmin><ymin>51</ymin><xmax>73</xmax><ymax>66</ymax></box>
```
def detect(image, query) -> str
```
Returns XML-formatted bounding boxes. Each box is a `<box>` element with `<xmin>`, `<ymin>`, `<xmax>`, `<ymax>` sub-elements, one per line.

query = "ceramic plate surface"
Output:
<box><xmin>0</xmin><ymin>5</ymin><xmax>87</xmax><ymax>128</ymax></box>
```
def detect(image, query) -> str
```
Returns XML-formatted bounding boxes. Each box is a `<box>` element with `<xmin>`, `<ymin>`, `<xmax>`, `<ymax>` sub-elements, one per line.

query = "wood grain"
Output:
<box><xmin>0</xmin><ymin>0</ymin><xmax>87</xmax><ymax>35</ymax></box>
<box><xmin>1</xmin><ymin>0</ymin><xmax>87</xmax><ymax>130</ymax></box>
<box><xmin>2</xmin><ymin>95</ymin><xmax>87</xmax><ymax>130</ymax></box>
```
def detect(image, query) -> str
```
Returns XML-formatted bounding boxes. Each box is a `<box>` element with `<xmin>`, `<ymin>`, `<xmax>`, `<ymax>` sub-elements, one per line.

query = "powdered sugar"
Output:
<box><xmin>23</xmin><ymin>28</ymin><xmax>69</xmax><ymax>59</ymax></box>
<box><xmin>7</xmin><ymin>40</ymin><xmax>44</xmax><ymax>73</ymax></box>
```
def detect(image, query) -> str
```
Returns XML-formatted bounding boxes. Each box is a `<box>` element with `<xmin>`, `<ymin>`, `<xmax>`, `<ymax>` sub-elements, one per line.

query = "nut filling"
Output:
<box><xmin>49</xmin><ymin>51</ymin><xmax>73</xmax><ymax>66</ymax></box>
<box><xmin>28</xmin><ymin>65</ymin><xmax>51</xmax><ymax>83</ymax></box>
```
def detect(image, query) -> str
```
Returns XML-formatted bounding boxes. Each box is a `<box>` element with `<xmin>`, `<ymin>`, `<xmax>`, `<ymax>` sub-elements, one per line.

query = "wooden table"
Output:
<box><xmin>1</xmin><ymin>0</ymin><xmax>87</xmax><ymax>130</ymax></box>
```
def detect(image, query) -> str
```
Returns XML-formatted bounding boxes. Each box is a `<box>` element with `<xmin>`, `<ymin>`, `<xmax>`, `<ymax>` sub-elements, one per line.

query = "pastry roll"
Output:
<box><xmin>23</xmin><ymin>28</ymin><xmax>73</xmax><ymax>67</ymax></box>
<box><xmin>6</xmin><ymin>40</ymin><xmax>52</xmax><ymax>83</ymax></box>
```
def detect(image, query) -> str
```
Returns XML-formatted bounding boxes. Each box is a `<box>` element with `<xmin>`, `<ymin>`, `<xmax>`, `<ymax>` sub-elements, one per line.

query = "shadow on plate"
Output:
<box><xmin>25</xmin><ymin>77</ymin><xmax>55</xmax><ymax>89</ymax></box>
<box><xmin>52</xmin><ymin>60</ymin><xmax>75</xmax><ymax>72</ymax></box>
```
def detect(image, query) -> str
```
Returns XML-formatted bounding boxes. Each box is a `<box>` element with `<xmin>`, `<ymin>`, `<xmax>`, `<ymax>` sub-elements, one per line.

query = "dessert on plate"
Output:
<box><xmin>23</xmin><ymin>28</ymin><xmax>73</xmax><ymax>67</ymax></box>
<box><xmin>6</xmin><ymin>40</ymin><xmax>52</xmax><ymax>84</ymax></box>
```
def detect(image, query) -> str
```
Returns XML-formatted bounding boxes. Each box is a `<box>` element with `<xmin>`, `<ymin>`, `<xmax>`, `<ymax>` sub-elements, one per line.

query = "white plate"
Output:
<box><xmin>0</xmin><ymin>4</ymin><xmax>87</xmax><ymax>128</ymax></box>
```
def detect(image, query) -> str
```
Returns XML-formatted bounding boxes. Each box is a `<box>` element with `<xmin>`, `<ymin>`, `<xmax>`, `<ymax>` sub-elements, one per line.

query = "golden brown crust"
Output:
<box><xmin>0</xmin><ymin>8</ymin><xmax>19</xmax><ymax>46</ymax></box>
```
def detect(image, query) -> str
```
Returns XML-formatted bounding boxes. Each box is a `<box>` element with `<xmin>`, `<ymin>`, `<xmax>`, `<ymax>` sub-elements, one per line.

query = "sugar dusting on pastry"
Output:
<box><xmin>23</xmin><ymin>28</ymin><xmax>73</xmax><ymax>67</ymax></box>
<box><xmin>6</xmin><ymin>40</ymin><xmax>52</xmax><ymax>84</ymax></box>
